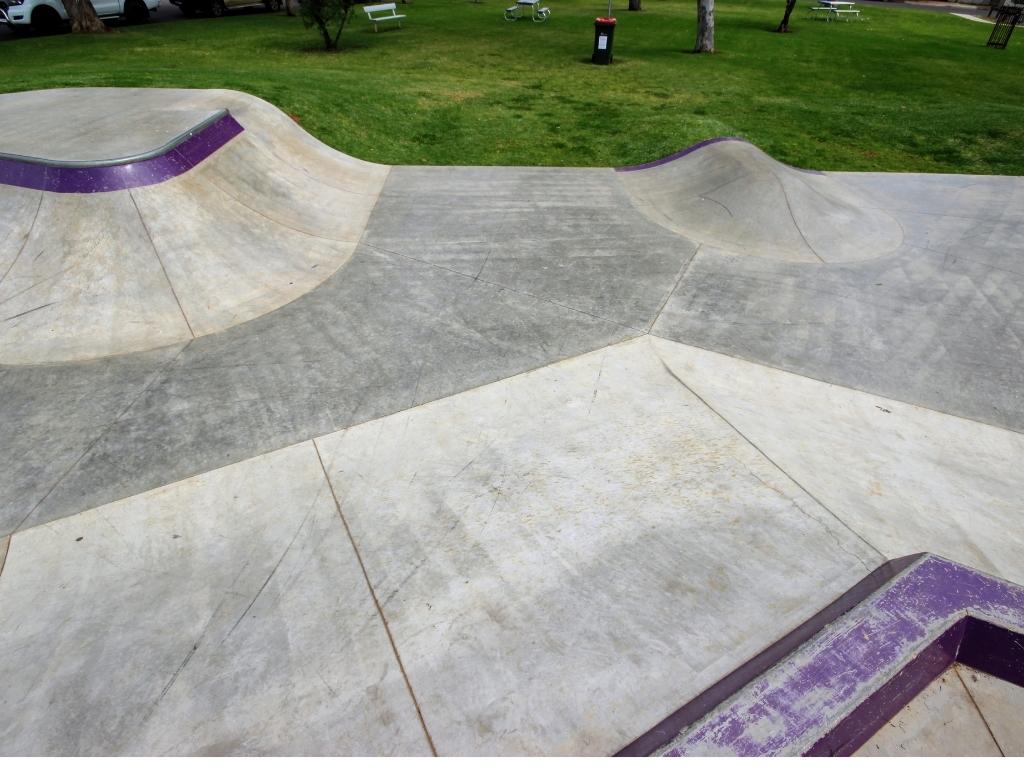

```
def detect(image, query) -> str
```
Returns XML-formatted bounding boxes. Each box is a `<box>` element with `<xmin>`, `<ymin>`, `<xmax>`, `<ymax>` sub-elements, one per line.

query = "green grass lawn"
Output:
<box><xmin>2</xmin><ymin>0</ymin><xmax>1023</xmax><ymax>172</ymax></box>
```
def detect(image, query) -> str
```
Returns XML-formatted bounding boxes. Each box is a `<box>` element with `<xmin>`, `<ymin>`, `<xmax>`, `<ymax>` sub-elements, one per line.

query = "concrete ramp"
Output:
<box><xmin>618</xmin><ymin>138</ymin><xmax>903</xmax><ymax>264</ymax></box>
<box><xmin>0</xmin><ymin>89</ymin><xmax>388</xmax><ymax>365</ymax></box>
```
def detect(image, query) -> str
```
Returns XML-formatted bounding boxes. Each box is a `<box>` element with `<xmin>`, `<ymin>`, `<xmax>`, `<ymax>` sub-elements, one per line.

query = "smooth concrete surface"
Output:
<box><xmin>854</xmin><ymin>667</ymin><xmax>1004</xmax><ymax>756</ymax></box>
<box><xmin>960</xmin><ymin>666</ymin><xmax>1024</xmax><ymax>755</ymax></box>
<box><xmin>2</xmin><ymin>87</ymin><xmax>1024</xmax><ymax>756</ymax></box>
<box><xmin>6</xmin><ymin>244</ymin><xmax>635</xmax><ymax>536</ymax></box>
<box><xmin>315</xmin><ymin>337</ymin><xmax>881</xmax><ymax>755</ymax></box>
<box><xmin>652</xmin><ymin>338</ymin><xmax>1024</xmax><ymax>584</ymax></box>
<box><xmin>0</xmin><ymin>442</ymin><xmax>432</xmax><ymax>756</ymax></box>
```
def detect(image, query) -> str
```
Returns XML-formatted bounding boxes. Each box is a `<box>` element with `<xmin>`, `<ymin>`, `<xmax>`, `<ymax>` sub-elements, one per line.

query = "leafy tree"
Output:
<box><xmin>695</xmin><ymin>0</ymin><xmax>714</xmax><ymax>52</ymax></box>
<box><xmin>777</xmin><ymin>0</ymin><xmax>798</xmax><ymax>32</ymax></box>
<box><xmin>301</xmin><ymin>0</ymin><xmax>360</xmax><ymax>50</ymax></box>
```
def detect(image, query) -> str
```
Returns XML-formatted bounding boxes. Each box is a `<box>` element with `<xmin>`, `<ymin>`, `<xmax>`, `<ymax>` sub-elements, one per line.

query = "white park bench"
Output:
<box><xmin>364</xmin><ymin>2</ymin><xmax>406</xmax><ymax>31</ymax></box>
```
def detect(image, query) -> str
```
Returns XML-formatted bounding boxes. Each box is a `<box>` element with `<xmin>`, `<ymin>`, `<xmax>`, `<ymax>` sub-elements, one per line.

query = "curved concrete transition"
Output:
<box><xmin>0</xmin><ymin>89</ymin><xmax>388</xmax><ymax>364</ymax></box>
<box><xmin>618</xmin><ymin>138</ymin><xmax>904</xmax><ymax>263</ymax></box>
<box><xmin>2</xmin><ymin>88</ymin><xmax>1024</xmax><ymax>757</ymax></box>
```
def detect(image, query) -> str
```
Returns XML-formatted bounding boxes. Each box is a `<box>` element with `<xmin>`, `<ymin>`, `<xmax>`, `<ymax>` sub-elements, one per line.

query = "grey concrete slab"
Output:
<box><xmin>315</xmin><ymin>337</ymin><xmax>881</xmax><ymax>756</ymax></box>
<box><xmin>0</xmin><ymin>442</ymin><xmax>432</xmax><ymax>756</ymax></box>
<box><xmin>365</xmin><ymin>166</ymin><xmax>697</xmax><ymax>330</ymax></box>
<box><xmin>653</xmin><ymin>240</ymin><xmax>1024</xmax><ymax>432</ymax></box>
<box><xmin>0</xmin><ymin>343</ymin><xmax>186</xmax><ymax>537</ymax></box>
<box><xmin>16</xmin><ymin>245</ymin><xmax>636</xmax><ymax>531</ymax></box>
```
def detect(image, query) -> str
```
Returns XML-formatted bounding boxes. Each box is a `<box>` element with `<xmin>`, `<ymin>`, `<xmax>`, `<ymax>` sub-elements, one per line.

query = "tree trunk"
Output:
<box><xmin>694</xmin><ymin>0</ymin><xmax>714</xmax><ymax>52</ymax></box>
<box><xmin>777</xmin><ymin>0</ymin><xmax>797</xmax><ymax>31</ymax></box>
<box><xmin>285</xmin><ymin>0</ymin><xmax>294</xmax><ymax>15</ymax></box>
<box><xmin>61</xmin><ymin>0</ymin><xmax>107</xmax><ymax>31</ymax></box>
<box><xmin>628</xmin><ymin>0</ymin><xmax>641</xmax><ymax>10</ymax></box>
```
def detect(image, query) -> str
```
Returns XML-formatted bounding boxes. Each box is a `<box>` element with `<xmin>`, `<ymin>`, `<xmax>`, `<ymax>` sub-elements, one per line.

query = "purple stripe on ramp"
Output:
<box><xmin>615</xmin><ymin>137</ymin><xmax>748</xmax><ymax>172</ymax></box>
<box><xmin>657</xmin><ymin>555</ymin><xmax>1024</xmax><ymax>757</ymax></box>
<box><xmin>0</xmin><ymin>113</ymin><xmax>244</xmax><ymax>194</ymax></box>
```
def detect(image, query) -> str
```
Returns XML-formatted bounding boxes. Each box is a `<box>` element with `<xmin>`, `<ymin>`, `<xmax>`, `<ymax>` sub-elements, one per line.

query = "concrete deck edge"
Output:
<box><xmin>0</xmin><ymin>111</ymin><xmax>243</xmax><ymax>193</ymax></box>
<box><xmin>616</xmin><ymin>553</ymin><xmax>925</xmax><ymax>756</ymax></box>
<box><xmin>654</xmin><ymin>554</ymin><xmax>1024</xmax><ymax>757</ymax></box>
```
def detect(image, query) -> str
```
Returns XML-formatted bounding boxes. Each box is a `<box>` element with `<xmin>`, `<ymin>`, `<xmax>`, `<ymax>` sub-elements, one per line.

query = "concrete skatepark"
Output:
<box><xmin>1</xmin><ymin>87</ymin><xmax>1023</xmax><ymax>756</ymax></box>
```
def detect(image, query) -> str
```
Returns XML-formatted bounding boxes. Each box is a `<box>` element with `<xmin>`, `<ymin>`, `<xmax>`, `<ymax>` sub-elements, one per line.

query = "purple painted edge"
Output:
<box><xmin>614</xmin><ymin>135</ymin><xmax>827</xmax><ymax>175</ymax></box>
<box><xmin>652</xmin><ymin>555</ymin><xmax>1024</xmax><ymax>757</ymax></box>
<box><xmin>614</xmin><ymin>136</ymin><xmax>747</xmax><ymax>172</ymax></box>
<box><xmin>615</xmin><ymin>553</ymin><xmax>926</xmax><ymax>757</ymax></box>
<box><xmin>806</xmin><ymin>618</ymin><xmax>968</xmax><ymax>757</ymax></box>
<box><xmin>0</xmin><ymin>113</ymin><xmax>244</xmax><ymax>194</ymax></box>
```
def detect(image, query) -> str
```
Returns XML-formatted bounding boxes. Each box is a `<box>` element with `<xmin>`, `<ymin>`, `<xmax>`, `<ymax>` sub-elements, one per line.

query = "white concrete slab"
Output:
<box><xmin>651</xmin><ymin>337</ymin><xmax>1024</xmax><ymax>584</ymax></box>
<box><xmin>315</xmin><ymin>336</ymin><xmax>881</xmax><ymax>756</ymax></box>
<box><xmin>960</xmin><ymin>667</ymin><xmax>1024</xmax><ymax>756</ymax></box>
<box><xmin>0</xmin><ymin>442</ymin><xmax>430</xmax><ymax>756</ymax></box>
<box><xmin>854</xmin><ymin>668</ymin><xmax>1002</xmax><ymax>756</ymax></box>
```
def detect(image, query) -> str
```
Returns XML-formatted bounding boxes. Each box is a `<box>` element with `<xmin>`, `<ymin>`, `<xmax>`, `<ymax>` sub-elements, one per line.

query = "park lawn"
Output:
<box><xmin>1</xmin><ymin>0</ymin><xmax>1023</xmax><ymax>173</ymax></box>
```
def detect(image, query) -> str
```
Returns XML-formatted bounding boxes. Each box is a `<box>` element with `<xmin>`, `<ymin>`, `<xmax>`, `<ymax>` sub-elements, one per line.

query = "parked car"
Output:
<box><xmin>170</xmin><ymin>0</ymin><xmax>279</xmax><ymax>17</ymax></box>
<box><xmin>1</xmin><ymin>0</ymin><xmax>157</xmax><ymax>32</ymax></box>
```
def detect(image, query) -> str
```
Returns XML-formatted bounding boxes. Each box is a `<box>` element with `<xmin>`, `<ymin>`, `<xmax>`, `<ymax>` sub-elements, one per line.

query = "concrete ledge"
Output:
<box><xmin>648</xmin><ymin>554</ymin><xmax>1024</xmax><ymax>756</ymax></box>
<box><xmin>0</xmin><ymin>111</ymin><xmax>243</xmax><ymax>193</ymax></box>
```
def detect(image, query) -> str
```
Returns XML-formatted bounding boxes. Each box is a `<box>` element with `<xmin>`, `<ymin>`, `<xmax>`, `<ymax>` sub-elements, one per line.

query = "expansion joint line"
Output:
<box><xmin>129</xmin><ymin>190</ymin><xmax>196</xmax><ymax>339</ymax></box>
<box><xmin>955</xmin><ymin>665</ymin><xmax>1006</xmax><ymax>756</ymax></box>
<box><xmin>654</xmin><ymin>351</ymin><xmax>885</xmax><ymax>569</ymax></box>
<box><xmin>312</xmin><ymin>441</ymin><xmax>439</xmax><ymax>757</ymax></box>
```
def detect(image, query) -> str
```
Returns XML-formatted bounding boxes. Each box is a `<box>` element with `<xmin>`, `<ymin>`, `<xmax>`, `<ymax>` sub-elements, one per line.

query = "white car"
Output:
<box><xmin>1</xmin><ymin>0</ymin><xmax>159</xmax><ymax>33</ymax></box>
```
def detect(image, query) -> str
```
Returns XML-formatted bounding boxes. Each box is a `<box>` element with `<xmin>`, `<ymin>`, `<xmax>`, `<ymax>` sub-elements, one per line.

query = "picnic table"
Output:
<box><xmin>808</xmin><ymin>0</ymin><xmax>861</xmax><ymax>21</ymax></box>
<box><xmin>504</xmin><ymin>0</ymin><xmax>551</xmax><ymax>22</ymax></box>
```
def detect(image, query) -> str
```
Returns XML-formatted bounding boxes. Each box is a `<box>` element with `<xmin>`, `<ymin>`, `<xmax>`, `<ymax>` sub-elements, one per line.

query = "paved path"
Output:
<box><xmin>0</xmin><ymin>88</ymin><xmax>1022</xmax><ymax>756</ymax></box>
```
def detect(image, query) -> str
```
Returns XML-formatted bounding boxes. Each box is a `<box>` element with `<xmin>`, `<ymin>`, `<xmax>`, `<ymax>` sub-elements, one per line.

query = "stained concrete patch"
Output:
<box><xmin>0</xmin><ymin>442</ymin><xmax>431</xmax><ymax>756</ymax></box>
<box><xmin>853</xmin><ymin>667</ymin><xmax>1002</xmax><ymax>757</ymax></box>
<box><xmin>15</xmin><ymin>246</ymin><xmax>636</xmax><ymax>531</ymax></box>
<box><xmin>652</xmin><ymin>337</ymin><xmax>1024</xmax><ymax>584</ymax></box>
<box><xmin>315</xmin><ymin>336</ymin><xmax>881</xmax><ymax>756</ymax></box>
<box><xmin>365</xmin><ymin>165</ymin><xmax>697</xmax><ymax>330</ymax></box>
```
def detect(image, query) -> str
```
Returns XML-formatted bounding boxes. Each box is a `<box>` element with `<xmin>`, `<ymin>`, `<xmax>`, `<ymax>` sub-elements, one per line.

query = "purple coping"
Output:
<box><xmin>649</xmin><ymin>555</ymin><xmax>1024</xmax><ymax>757</ymax></box>
<box><xmin>614</xmin><ymin>135</ymin><xmax>826</xmax><ymax>175</ymax></box>
<box><xmin>615</xmin><ymin>136</ymin><xmax>748</xmax><ymax>172</ymax></box>
<box><xmin>0</xmin><ymin>113</ymin><xmax>244</xmax><ymax>194</ymax></box>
